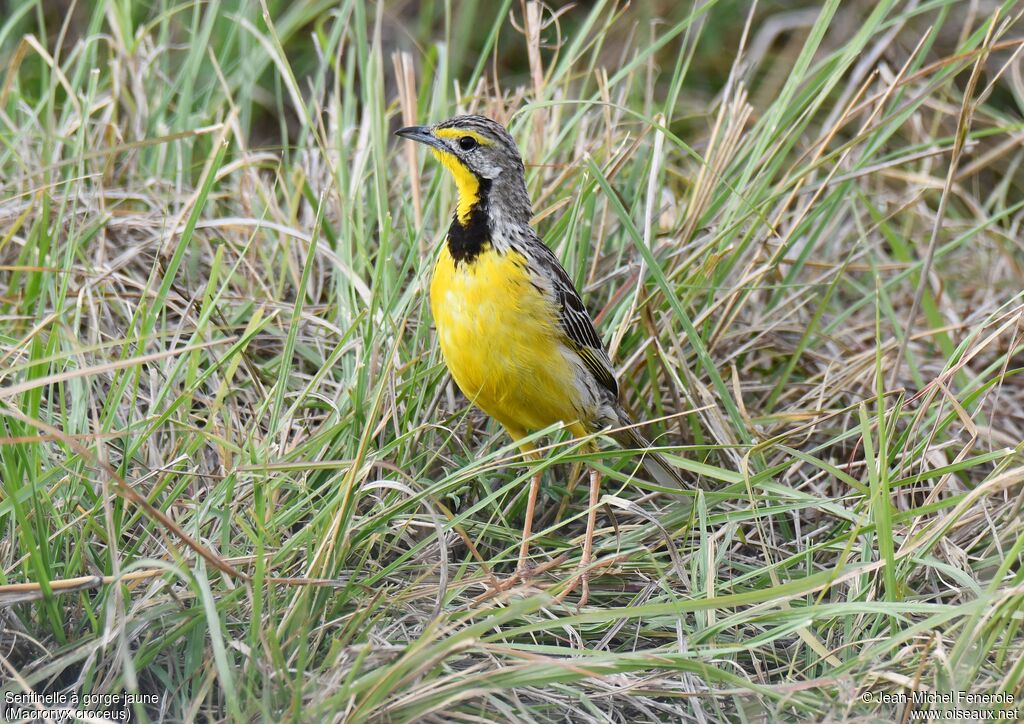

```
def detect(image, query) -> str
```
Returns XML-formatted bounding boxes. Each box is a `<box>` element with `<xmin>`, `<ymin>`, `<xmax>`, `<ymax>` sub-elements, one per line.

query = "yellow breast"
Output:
<box><xmin>430</xmin><ymin>244</ymin><xmax>589</xmax><ymax>440</ymax></box>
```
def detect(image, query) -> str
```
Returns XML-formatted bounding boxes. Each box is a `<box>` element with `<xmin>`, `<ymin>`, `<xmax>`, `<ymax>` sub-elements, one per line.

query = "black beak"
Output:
<box><xmin>395</xmin><ymin>125</ymin><xmax>446</xmax><ymax>151</ymax></box>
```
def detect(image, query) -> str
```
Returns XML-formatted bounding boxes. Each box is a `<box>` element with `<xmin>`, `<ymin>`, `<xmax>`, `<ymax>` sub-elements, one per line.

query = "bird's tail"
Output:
<box><xmin>609</xmin><ymin>407</ymin><xmax>686</xmax><ymax>488</ymax></box>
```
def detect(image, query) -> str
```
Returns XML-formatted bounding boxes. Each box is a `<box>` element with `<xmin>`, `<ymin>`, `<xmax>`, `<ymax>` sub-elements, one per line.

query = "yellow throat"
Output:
<box><xmin>431</xmin><ymin>148</ymin><xmax>480</xmax><ymax>225</ymax></box>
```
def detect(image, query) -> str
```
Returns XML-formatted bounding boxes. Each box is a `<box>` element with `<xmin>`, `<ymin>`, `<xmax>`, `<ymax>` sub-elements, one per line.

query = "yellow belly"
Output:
<box><xmin>430</xmin><ymin>244</ymin><xmax>588</xmax><ymax>440</ymax></box>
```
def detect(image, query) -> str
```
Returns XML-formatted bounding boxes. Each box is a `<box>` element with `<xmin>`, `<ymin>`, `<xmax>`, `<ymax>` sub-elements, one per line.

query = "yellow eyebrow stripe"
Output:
<box><xmin>434</xmin><ymin>128</ymin><xmax>491</xmax><ymax>145</ymax></box>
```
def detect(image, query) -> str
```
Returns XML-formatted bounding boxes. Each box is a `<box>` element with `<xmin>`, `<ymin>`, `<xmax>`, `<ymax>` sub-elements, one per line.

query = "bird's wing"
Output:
<box><xmin>532</xmin><ymin>242</ymin><xmax>618</xmax><ymax>397</ymax></box>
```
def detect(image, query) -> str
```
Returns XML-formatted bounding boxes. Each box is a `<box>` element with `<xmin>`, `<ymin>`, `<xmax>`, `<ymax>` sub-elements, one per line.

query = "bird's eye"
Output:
<box><xmin>458</xmin><ymin>136</ymin><xmax>478</xmax><ymax>151</ymax></box>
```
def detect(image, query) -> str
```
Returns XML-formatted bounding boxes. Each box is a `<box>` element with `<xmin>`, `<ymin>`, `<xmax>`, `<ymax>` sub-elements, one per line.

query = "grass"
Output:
<box><xmin>1</xmin><ymin>0</ymin><xmax>1023</xmax><ymax>720</ymax></box>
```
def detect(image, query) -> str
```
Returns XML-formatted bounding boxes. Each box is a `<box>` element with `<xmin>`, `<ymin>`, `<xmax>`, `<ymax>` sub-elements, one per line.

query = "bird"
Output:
<box><xmin>397</xmin><ymin>114</ymin><xmax>683</xmax><ymax>606</ymax></box>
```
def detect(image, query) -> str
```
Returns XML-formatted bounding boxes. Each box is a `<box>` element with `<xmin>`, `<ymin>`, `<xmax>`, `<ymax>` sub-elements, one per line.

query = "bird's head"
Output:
<box><xmin>396</xmin><ymin>114</ymin><xmax>531</xmax><ymax>225</ymax></box>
